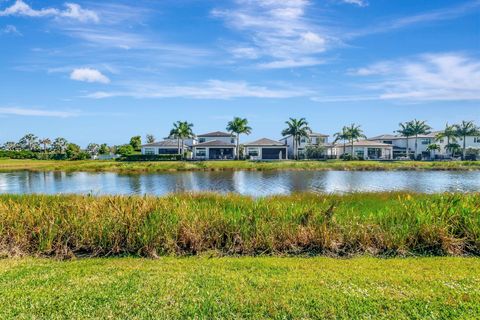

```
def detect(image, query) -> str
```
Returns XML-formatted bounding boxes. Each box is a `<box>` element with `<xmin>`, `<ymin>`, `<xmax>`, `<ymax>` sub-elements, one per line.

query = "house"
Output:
<box><xmin>192</xmin><ymin>131</ymin><xmax>237</xmax><ymax>160</ymax></box>
<box><xmin>332</xmin><ymin>140</ymin><xmax>393</xmax><ymax>160</ymax></box>
<box><xmin>280</xmin><ymin>132</ymin><xmax>329</xmax><ymax>159</ymax></box>
<box><xmin>244</xmin><ymin>138</ymin><xmax>288</xmax><ymax>160</ymax></box>
<box><xmin>141</xmin><ymin>139</ymin><xmax>187</xmax><ymax>155</ymax></box>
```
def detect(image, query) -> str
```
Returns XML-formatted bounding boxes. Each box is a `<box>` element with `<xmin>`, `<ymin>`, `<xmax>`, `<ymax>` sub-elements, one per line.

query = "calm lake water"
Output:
<box><xmin>0</xmin><ymin>171</ymin><xmax>479</xmax><ymax>196</ymax></box>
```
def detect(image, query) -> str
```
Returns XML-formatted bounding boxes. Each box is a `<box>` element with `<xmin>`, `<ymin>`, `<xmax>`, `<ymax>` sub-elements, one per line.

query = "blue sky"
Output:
<box><xmin>1</xmin><ymin>0</ymin><xmax>479</xmax><ymax>146</ymax></box>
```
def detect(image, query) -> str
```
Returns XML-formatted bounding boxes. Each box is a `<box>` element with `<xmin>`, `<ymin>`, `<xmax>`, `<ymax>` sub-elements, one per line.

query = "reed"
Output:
<box><xmin>0</xmin><ymin>193</ymin><xmax>478</xmax><ymax>258</ymax></box>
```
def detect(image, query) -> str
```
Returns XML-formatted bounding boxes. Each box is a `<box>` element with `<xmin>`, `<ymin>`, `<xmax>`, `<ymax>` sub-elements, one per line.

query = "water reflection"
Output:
<box><xmin>0</xmin><ymin>170</ymin><xmax>479</xmax><ymax>196</ymax></box>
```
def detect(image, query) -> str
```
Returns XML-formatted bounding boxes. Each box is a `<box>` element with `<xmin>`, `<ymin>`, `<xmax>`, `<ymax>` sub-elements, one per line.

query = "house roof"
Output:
<box><xmin>141</xmin><ymin>140</ymin><xmax>185</xmax><ymax>148</ymax></box>
<box><xmin>280</xmin><ymin>132</ymin><xmax>329</xmax><ymax>140</ymax></box>
<box><xmin>368</xmin><ymin>131</ymin><xmax>440</xmax><ymax>141</ymax></box>
<box><xmin>334</xmin><ymin>140</ymin><xmax>393</xmax><ymax>147</ymax></box>
<box><xmin>193</xmin><ymin>140</ymin><xmax>236</xmax><ymax>147</ymax></box>
<box><xmin>244</xmin><ymin>138</ymin><xmax>286</xmax><ymax>146</ymax></box>
<box><xmin>197</xmin><ymin>131</ymin><xmax>234</xmax><ymax>137</ymax></box>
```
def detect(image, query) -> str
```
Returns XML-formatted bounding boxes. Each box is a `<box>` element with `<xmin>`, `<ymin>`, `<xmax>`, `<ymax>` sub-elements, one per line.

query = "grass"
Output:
<box><xmin>1</xmin><ymin>158</ymin><xmax>480</xmax><ymax>173</ymax></box>
<box><xmin>1</xmin><ymin>193</ymin><xmax>479</xmax><ymax>258</ymax></box>
<box><xmin>0</xmin><ymin>256</ymin><xmax>479</xmax><ymax>319</ymax></box>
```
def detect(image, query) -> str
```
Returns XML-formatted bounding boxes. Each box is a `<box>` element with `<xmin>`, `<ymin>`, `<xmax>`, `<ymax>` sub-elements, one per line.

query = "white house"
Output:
<box><xmin>332</xmin><ymin>140</ymin><xmax>393</xmax><ymax>160</ymax></box>
<box><xmin>141</xmin><ymin>139</ymin><xmax>188</xmax><ymax>155</ymax></box>
<box><xmin>192</xmin><ymin>131</ymin><xmax>237</xmax><ymax>160</ymax></box>
<box><xmin>244</xmin><ymin>138</ymin><xmax>288</xmax><ymax>160</ymax></box>
<box><xmin>280</xmin><ymin>132</ymin><xmax>329</xmax><ymax>159</ymax></box>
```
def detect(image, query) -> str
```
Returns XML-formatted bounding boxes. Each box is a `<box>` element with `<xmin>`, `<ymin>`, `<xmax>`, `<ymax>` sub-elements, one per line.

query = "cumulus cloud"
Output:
<box><xmin>212</xmin><ymin>0</ymin><xmax>330</xmax><ymax>68</ymax></box>
<box><xmin>85</xmin><ymin>79</ymin><xmax>311</xmax><ymax>100</ymax></box>
<box><xmin>70</xmin><ymin>68</ymin><xmax>110</xmax><ymax>83</ymax></box>
<box><xmin>0</xmin><ymin>0</ymin><xmax>99</xmax><ymax>22</ymax></box>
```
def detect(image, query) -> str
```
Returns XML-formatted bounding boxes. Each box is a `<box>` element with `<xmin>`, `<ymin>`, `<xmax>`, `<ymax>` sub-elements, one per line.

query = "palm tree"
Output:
<box><xmin>39</xmin><ymin>138</ymin><xmax>51</xmax><ymax>154</ymax></box>
<box><xmin>333</xmin><ymin>127</ymin><xmax>349</xmax><ymax>158</ymax></box>
<box><xmin>170</xmin><ymin>121</ymin><xmax>195</xmax><ymax>159</ymax></box>
<box><xmin>281</xmin><ymin>118</ymin><xmax>311</xmax><ymax>160</ymax></box>
<box><xmin>409</xmin><ymin>119</ymin><xmax>431</xmax><ymax>159</ymax></box>
<box><xmin>226</xmin><ymin>117</ymin><xmax>252</xmax><ymax>160</ymax></box>
<box><xmin>455</xmin><ymin>121</ymin><xmax>479</xmax><ymax>160</ymax></box>
<box><xmin>344</xmin><ymin>124</ymin><xmax>366</xmax><ymax>158</ymax></box>
<box><xmin>435</xmin><ymin>123</ymin><xmax>458</xmax><ymax>157</ymax></box>
<box><xmin>426</xmin><ymin>143</ymin><xmax>440</xmax><ymax>160</ymax></box>
<box><xmin>397</xmin><ymin>121</ymin><xmax>414</xmax><ymax>159</ymax></box>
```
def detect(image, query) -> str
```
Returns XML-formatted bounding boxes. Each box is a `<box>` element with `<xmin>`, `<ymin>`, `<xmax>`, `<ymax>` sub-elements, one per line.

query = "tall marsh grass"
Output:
<box><xmin>0</xmin><ymin>193</ymin><xmax>478</xmax><ymax>258</ymax></box>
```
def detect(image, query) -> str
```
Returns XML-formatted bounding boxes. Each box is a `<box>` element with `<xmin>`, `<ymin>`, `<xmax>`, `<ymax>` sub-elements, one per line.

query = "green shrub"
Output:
<box><xmin>119</xmin><ymin>154</ymin><xmax>182</xmax><ymax>161</ymax></box>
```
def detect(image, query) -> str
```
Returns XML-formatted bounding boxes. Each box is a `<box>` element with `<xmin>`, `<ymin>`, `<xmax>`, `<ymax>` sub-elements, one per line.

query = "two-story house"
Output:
<box><xmin>192</xmin><ymin>131</ymin><xmax>237</xmax><ymax>160</ymax></box>
<box><xmin>279</xmin><ymin>132</ymin><xmax>329</xmax><ymax>159</ymax></box>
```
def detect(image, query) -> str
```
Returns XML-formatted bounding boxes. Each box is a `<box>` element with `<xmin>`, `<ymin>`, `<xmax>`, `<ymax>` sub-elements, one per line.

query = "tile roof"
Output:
<box><xmin>244</xmin><ymin>138</ymin><xmax>286</xmax><ymax>146</ymax></box>
<box><xmin>334</xmin><ymin>140</ymin><xmax>393</xmax><ymax>147</ymax></box>
<box><xmin>197</xmin><ymin>131</ymin><xmax>234</xmax><ymax>137</ymax></box>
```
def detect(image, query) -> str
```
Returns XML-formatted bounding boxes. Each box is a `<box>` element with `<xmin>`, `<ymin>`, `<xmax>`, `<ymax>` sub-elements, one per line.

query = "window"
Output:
<box><xmin>144</xmin><ymin>148</ymin><xmax>155</xmax><ymax>155</ymax></box>
<box><xmin>248</xmin><ymin>148</ymin><xmax>259</xmax><ymax>157</ymax></box>
<box><xmin>198</xmin><ymin>138</ymin><xmax>206</xmax><ymax>143</ymax></box>
<box><xmin>196</xmin><ymin>148</ymin><xmax>206</xmax><ymax>157</ymax></box>
<box><xmin>439</xmin><ymin>139</ymin><xmax>444</xmax><ymax>143</ymax></box>
<box><xmin>474</xmin><ymin>137</ymin><xmax>480</xmax><ymax>143</ymax></box>
<box><xmin>317</xmin><ymin>137</ymin><xmax>326</xmax><ymax>144</ymax></box>
<box><xmin>382</xmin><ymin>141</ymin><xmax>393</xmax><ymax>144</ymax></box>
<box><xmin>421</xmin><ymin>139</ymin><xmax>431</xmax><ymax>145</ymax></box>
<box><xmin>231</xmin><ymin>138</ymin><xmax>235</xmax><ymax>144</ymax></box>
<box><xmin>300</xmin><ymin>138</ymin><xmax>306</xmax><ymax>143</ymax></box>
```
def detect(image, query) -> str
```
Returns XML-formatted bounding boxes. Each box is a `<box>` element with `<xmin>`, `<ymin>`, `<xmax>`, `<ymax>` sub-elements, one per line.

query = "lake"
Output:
<box><xmin>0</xmin><ymin>170</ymin><xmax>479</xmax><ymax>196</ymax></box>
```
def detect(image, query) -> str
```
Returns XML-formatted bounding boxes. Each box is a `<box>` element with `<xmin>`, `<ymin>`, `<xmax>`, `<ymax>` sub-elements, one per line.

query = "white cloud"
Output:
<box><xmin>1</xmin><ymin>24</ymin><xmax>21</xmax><ymax>35</ymax></box>
<box><xmin>86</xmin><ymin>80</ymin><xmax>311</xmax><ymax>100</ymax></box>
<box><xmin>350</xmin><ymin>53</ymin><xmax>480</xmax><ymax>101</ymax></box>
<box><xmin>0</xmin><ymin>0</ymin><xmax>99</xmax><ymax>22</ymax></box>
<box><xmin>70</xmin><ymin>68</ymin><xmax>110</xmax><ymax>84</ymax></box>
<box><xmin>0</xmin><ymin>107</ymin><xmax>78</xmax><ymax>117</ymax></box>
<box><xmin>212</xmin><ymin>0</ymin><xmax>330</xmax><ymax>68</ymax></box>
<box><xmin>341</xmin><ymin>0</ymin><xmax>368</xmax><ymax>7</ymax></box>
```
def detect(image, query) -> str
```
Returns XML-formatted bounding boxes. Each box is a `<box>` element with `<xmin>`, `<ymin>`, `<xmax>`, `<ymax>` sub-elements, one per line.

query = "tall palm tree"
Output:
<box><xmin>435</xmin><ymin>123</ymin><xmax>458</xmax><ymax>157</ymax></box>
<box><xmin>455</xmin><ymin>121</ymin><xmax>479</xmax><ymax>160</ymax></box>
<box><xmin>333</xmin><ymin>127</ymin><xmax>349</xmax><ymax>158</ymax></box>
<box><xmin>397</xmin><ymin>121</ymin><xmax>414</xmax><ymax>159</ymax></box>
<box><xmin>409</xmin><ymin>119</ymin><xmax>431</xmax><ymax>159</ymax></box>
<box><xmin>426</xmin><ymin>143</ymin><xmax>440</xmax><ymax>160</ymax></box>
<box><xmin>39</xmin><ymin>138</ymin><xmax>51</xmax><ymax>154</ymax></box>
<box><xmin>281</xmin><ymin>118</ymin><xmax>311</xmax><ymax>160</ymax></box>
<box><xmin>345</xmin><ymin>124</ymin><xmax>366</xmax><ymax>158</ymax></box>
<box><xmin>226</xmin><ymin>117</ymin><xmax>252</xmax><ymax>160</ymax></box>
<box><xmin>170</xmin><ymin>121</ymin><xmax>195</xmax><ymax>159</ymax></box>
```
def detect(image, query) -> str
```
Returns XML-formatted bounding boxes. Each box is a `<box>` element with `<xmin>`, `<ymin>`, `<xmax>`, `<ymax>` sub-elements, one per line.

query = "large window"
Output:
<box><xmin>248</xmin><ymin>148</ymin><xmax>259</xmax><ymax>157</ymax></box>
<box><xmin>198</xmin><ymin>138</ymin><xmax>206</xmax><ymax>143</ymax></box>
<box><xmin>421</xmin><ymin>139</ymin><xmax>431</xmax><ymax>145</ymax></box>
<box><xmin>231</xmin><ymin>138</ymin><xmax>235</xmax><ymax>144</ymax></box>
<box><xmin>144</xmin><ymin>148</ymin><xmax>155</xmax><ymax>155</ymax></box>
<box><xmin>475</xmin><ymin>137</ymin><xmax>480</xmax><ymax>143</ymax></box>
<box><xmin>196</xmin><ymin>148</ymin><xmax>206</xmax><ymax>157</ymax></box>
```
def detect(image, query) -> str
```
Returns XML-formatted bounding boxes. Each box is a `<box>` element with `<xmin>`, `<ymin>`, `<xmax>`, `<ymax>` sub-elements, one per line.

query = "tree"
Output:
<box><xmin>344</xmin><ymin>123</ymin><xmax>366</xmax><ymax>159</ymax></box>
<box><xmin>146</xmin><ymin>134</ymin><xmax>156</xmax><ymax>144</ymax></box>
<box><xmin>18</xmin><ymin>133</ymin><xmax>39</xmax><ymax>151</ymax></box>
<box><xmin>169</xmin><ymin>121</ymin><xmax>194</xmax><ymax>159</ymax></box>
<box><xmin>455</xmin><ymin>121</ymin><xmax>479</xmax><ymax>160</ymax></box>
<box><xmin>116</xmin><ymin>144</ymin><xmax>135</xmax><ymax>157</ymax></box>
<box><xmin>52</xmin><ymin>137</ymin><xmax>68</xmax><ymax>154</ymax></box>
<box><xmin>129</xmin><ymin>136</ymin><xmax>142</xmax><ymax>152</ymax></box>
<box><xmin>446</xmin><ymin>143</ymin><xmax>461</xmax><ymax>157</ymax></box>
<box><xmin>2</xmin><ymin>142</ymin><xmax>17</xmax><ymax>151</ymax></box>
<box><xmin>87</xmin><ymin>143</ymin><xmax>100</xmax><ymax>156</ymax></box>
<box><xmin>99</xmin><ymin>143</ymin><xmax>110</xmax><ymax>155</ymax></box>
<box><xmin>426</xmin><ymin>143</ymin><xmax>440</xmax><ymax>160</ymax></box>
<box><xmin>281</xmin><ymin>118</ymin><xmax>311</xmax><ymax>160</ymax></box>
<box><xmin>397</xmin><ymin>122</ymin><xmax>414</xmax><ymax>159</ymax></box>
<box><xmin>435</xmin><ymin>123</ymin><xmax>458</xmax><ymax>157</ymax></box>
<box><xmin>65</xmin><ymin>143</ymin><xmax>81</xmax><ymax>159</ymax></box>
<box><xmin>39</xmin><ymin>138</ymin><xmax>51</xmax><ymax>154</ymax></box>
<box><xmin>226</xmin><ymin>117</ymin><xmax>252</xmax><ymax>160</ymax></box>
<box><xmin>305</xmin><ymin>145</ymin><xmax>325</xmax><ymax>160</ymax></box>
<box><xmin>408</xmin><ymin>119</ymin><xmax>431</xmax><ymax>158</ymax></box>
<box><xmin>333</xmin><ymin>127</ymin><xmax>349</xmax><ymax>157</ymax></box>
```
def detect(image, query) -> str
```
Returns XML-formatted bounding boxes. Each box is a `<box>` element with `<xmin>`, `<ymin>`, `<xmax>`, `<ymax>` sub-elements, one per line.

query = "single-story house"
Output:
<box><xmin>332</xmin><ymin>140</ymin><xmax>393</xmax><ymax>160</ymax></box>
<box><xmin>141</xmin><ymin>139</ymin><xmax>186</xmax><ymax>155</ymax></box>
<box><xmin>244</xmin><ymin>138</ymin><xmax>288</xmax><ymax>160</ymax></box>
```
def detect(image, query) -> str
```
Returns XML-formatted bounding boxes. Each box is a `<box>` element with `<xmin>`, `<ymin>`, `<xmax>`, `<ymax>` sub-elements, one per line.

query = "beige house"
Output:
<box><xmin>332</xmin><ymin>140</ymin><xmax>393</xmax><ymax>160</ymax></box>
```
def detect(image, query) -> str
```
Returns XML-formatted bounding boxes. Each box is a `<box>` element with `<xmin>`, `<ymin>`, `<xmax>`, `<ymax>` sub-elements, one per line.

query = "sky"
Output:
<box><xmin>0</xmin><ymin>0</ymin><xmax>479</xmax><ymax>146</ymax></box>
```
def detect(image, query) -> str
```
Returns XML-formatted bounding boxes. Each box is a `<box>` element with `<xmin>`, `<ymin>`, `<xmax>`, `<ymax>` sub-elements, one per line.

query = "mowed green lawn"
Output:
<box><xmin>1</xmin><ymin>257</ymin><xmax>479</xmax><ymax>319</ymax></box>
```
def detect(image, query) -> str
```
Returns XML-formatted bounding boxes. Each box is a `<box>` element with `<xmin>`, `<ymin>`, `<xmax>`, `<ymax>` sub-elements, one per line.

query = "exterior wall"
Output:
<box><xmin>245</xmin><ymin>146</ymin><xmax>287</xmax><ymax>160</ymax></box>
<box><xmin>281</xmin><ymin>134</ymin><xmax>328</xmax><ymax>159</ymax></box>
<box><xmin>334</xmin><ymin>145</ymin><xmax>393</xmax><ymax>159</ymax></box>
<box><xmin>193</xmin><ymin>146</ymin><xmax>236</xmax><ymax>160</ymax></box>
<box><xmin>196</xmin><ymin>136</ymin><xmax>236</xmax><ymax>144</ymax></box>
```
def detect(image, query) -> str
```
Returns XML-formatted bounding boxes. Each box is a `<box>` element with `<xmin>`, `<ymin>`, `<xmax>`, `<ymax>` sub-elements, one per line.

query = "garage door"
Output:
<box><xmin>262</xmin><ymin>148</ymin><xmax>286</xmax><ymax>160</ymax></box>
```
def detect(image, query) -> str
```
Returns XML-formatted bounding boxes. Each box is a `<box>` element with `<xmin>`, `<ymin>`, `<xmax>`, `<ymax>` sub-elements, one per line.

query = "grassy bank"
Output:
<box><xmin>1</xmin><ymin>158</ymin><xmax>480</xmax><ymax>173</ymax></box>
<box><xmin>0</xmin><ymin>257</ymin><xmax>479</xmax><ymax>319</ymax></box>
<box><xmin>1</xmin><ymin>193</ymin><xmax>478</xmax><ymax>258</ymax></box>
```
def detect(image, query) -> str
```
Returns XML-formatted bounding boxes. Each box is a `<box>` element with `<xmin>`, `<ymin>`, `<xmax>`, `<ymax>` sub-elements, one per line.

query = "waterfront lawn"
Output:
<box><xmin>0</xmin><ymin>257</ymin><xmax>478</xmax><ymax>319</ymax></box>
<box><xmin>1</xmin><ymin>158</ymin><xmax>480</xmax><ymax>172</ymax></box>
